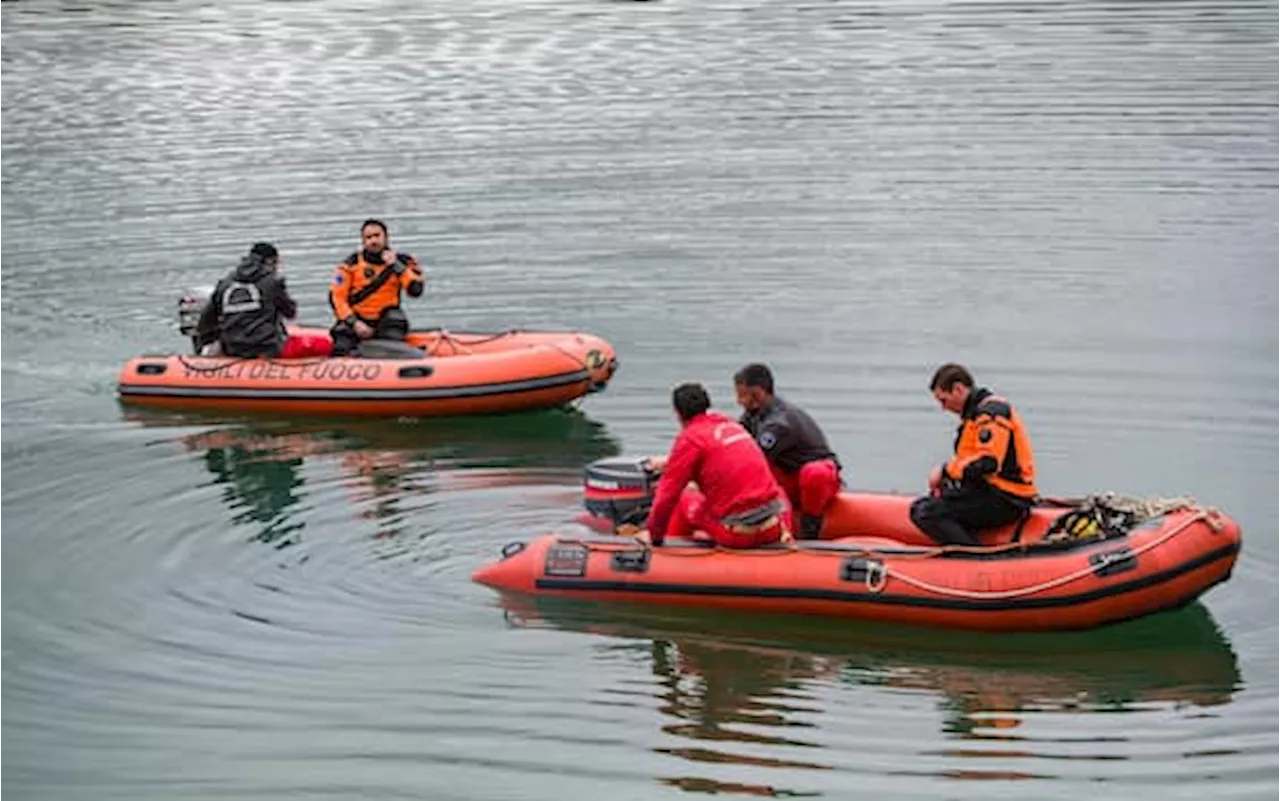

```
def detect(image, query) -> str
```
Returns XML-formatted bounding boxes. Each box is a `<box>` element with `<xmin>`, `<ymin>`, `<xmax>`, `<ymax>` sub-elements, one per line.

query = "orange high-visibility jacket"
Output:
<box><xmin>330</xmin><ymin>250</ymin><xmax>424</xmax><ymax>323</ymax></box>
<box><xmin>943</xmin><ymin>388</ymin><xmax>1038</xmax><ymax>499</ymax></box>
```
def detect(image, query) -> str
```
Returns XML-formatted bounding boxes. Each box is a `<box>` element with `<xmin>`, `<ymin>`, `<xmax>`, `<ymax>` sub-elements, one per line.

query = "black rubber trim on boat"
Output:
<box><xmin>116</xmin><ymin>369</ymin><xmax>590</xmax><ymax>401</ymax></box>
<box><xmin>532</xmin><ymin>542</ymin><xmax>1240</xmax><ymax>613</ymax></box>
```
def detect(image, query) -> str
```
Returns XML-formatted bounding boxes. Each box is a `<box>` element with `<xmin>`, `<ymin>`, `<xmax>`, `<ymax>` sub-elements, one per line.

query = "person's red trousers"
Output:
<box><xmin>280</xmin><ymin>331</ymin><xmax>333</xmax><ymax>359</ymax></box>
<box><xmin>666</xmin><ymin>487</ymin><xmax>792</xmax><ymax>548</ymax></box>
<box><xmin>772</xmin><ymin>458</ymin><xmax>841</xmax><ymax>517</ymax></box>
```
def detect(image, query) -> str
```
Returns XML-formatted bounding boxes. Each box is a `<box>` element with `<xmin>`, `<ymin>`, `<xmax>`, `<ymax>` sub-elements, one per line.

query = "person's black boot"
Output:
<box><xmin>799</xmin><ymin>514</ymin><xmax>823</xmax><ymax>540</ymax></box>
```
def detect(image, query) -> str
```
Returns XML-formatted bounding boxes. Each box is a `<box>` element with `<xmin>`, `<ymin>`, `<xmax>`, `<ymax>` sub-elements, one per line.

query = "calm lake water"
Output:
<box><xmin>2</xmin><ymin>1</ymin><xmax>1276</xmax><ymax>799</ymax></box>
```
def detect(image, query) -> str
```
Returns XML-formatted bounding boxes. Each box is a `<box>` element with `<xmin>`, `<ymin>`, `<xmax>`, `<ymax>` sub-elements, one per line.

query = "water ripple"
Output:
<box><xmin>4</xmin><ymin>0</ymin><xmax>1276</xmax><ymax>799</ymax></box>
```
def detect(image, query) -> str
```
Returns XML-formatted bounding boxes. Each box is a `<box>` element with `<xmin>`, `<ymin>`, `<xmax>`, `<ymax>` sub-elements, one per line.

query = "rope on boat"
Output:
<box><xmin>546</xmin><ymin>340</ymin><xmax>592</xmax><ymax>376</ymax></box>
<box><xmin>423</xmin><ymin>330</ymin><xmax>597</xmax><ymax>386</ymax></box>
<box><xmin>422</xmin><ymin>329</ymin><xmax>529</xmax><ymax>356</ymax></box>
<box><xmin>176</xmin><ymin>354</ymin><xmax>333</xmax><ymax>373</ymax></box>
<box><xmin>176</xmin><ymin>328</ymin><xmax>537</xmax><ymax>366</ymax></box>
<box><xmin>1042</xmin><ymin>492</ymin><xmax>1198</xmax><ymax>519</ymax></box>
<box><xmin>425</xmin><ymin>330</ymin><xmax>473</xmax><ymax>357</ymax></box>
<box><xmin>176</xmin><ymin>354</ymin><xmax>255</xmax><ymax>374</ymax></box>
<box><xmin>869</xmin><ymin>507</ymin><xmax>1221</xmax><ymax>600</ymax></box>
<box><xmin>570</xmin><ymin>500</ymin><xmax>1227</xmax><ymax>600</ymax></box>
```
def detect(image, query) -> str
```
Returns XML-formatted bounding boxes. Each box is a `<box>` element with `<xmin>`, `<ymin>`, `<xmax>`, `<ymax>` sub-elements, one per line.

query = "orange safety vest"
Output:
<box><xmin>944</xmin><ymin>390</ymin><xmax>1038</xmax><ymax>499</ymax></box>
<box><xmin>329</xmin><ymin>251</ymin><xmax>424</xmax><ymax>323</ymax></box>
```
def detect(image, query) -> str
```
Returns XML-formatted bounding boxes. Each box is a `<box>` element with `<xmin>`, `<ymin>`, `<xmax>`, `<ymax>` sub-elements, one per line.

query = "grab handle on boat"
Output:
<box><xmin>840</xmin><ymin>557</ymin><xmax>887</xmax><ymax>593</ymax></box>
<box><xmin>610</xmin><ymin>548</ymin><xmax>651</xmax><ymax>574</ymax></box>
<box><xmin>1089</xmin><ymin>546</ymin><xmax>1137</xmax><ymax>577</ymax></box>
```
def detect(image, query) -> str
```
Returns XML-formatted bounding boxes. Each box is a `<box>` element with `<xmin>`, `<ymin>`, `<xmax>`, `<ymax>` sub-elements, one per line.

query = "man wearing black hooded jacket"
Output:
<box><xmin>195</xmin><ymin>243</ymin><xmax>298</xmax><ymax>357</ymax></box>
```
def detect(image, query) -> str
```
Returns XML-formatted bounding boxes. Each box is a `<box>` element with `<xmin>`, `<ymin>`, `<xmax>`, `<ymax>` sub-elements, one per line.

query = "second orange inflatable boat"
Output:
<box><xmin>117</xmin><ymin>327</ymin><xmax>618</xmax><ymax>418</ymax></box>
<box><xmin>471</xmin><ymin>457</ymin><xmax>1242</xmax><ymax>632</ymax></box>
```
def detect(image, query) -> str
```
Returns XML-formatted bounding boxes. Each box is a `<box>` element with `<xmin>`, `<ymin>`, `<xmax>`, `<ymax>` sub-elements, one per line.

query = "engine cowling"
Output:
<box><xmin>582</xmin><ymin>456</ymin><xmax>660</xmax><ymax>529</ymax></box>
<box><xmin>177</xmin><ymin>287</ymin><xmax>213</xmax><ymax>337</ymax></box>
<box><xmin>176</xmin><ymin>287</ymin><xmax>217</xmax><ymax>353</ymax></box>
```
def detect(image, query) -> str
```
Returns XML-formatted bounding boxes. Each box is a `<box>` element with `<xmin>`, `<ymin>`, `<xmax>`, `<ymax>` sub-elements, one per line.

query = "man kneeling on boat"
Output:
<box><xmin>194</xmin><ymin>243</ymin><xmax>316</xmax><ymax>358</ymax></box>
<box><xmin>734</xmin><ymin>362</ymin><xmax>842</xmax><ymax>540</ymax></box>
<box><xmin>626</xmin><ymin>383</ymin><xmax>793</xmax><ymax>549</ymax></box>
<box><xmin>329</xmin><ymin>218</ymin><xmax>426</xmax><ymax>357</ymax></box>
<box><xmin>910</xmin><ymin>363</ymin><xmax>1039</xmax><ymax>547</ymax></box>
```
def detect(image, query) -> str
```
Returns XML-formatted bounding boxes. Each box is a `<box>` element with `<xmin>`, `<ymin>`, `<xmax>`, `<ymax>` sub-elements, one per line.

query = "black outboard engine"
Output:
<box><xmin>178</xmin><ymin>287</ymin><xmax>213</xmax><ymax>353</ymax></box>
<box><xmin>582</xmin><ymin>456</ymin><xmax>660</xmax><ymax>529</ymax></box>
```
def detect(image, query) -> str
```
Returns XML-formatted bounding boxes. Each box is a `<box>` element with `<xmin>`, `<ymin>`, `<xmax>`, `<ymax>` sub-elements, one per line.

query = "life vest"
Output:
<box><xmin>330</xmin><ymin>250</ymin><xmax>424</xmax><ymax>323</ymax></box>
<box><xmin>945</xmin><ymin>390</ymin><xmax>1038</xmax><ymax>499</ymax></box>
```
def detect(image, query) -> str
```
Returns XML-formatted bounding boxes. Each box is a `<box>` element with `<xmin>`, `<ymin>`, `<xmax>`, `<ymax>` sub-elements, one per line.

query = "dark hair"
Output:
<box><xmin>249</xmin><ymin>242</ymin><xmax>278</xmax><ymax>262</ymax></box>
<box><xmin>733</xmin><ymin>363</ymin><xmax>774</xmax><ymax>393</ymax></box>
<box><xmin>361</xmin><ymin>219</ymin><xmax>388</xmax><ymax>236</ymax></box>
<box><xmin>929</xmin><ymin>363</ymin><xmax>974</xmax><ymax>392</ymax></box>
<box><xmin>671</xmin><ymin>383</ymin><xmax>711</xmax><ymax>422</ymax></box>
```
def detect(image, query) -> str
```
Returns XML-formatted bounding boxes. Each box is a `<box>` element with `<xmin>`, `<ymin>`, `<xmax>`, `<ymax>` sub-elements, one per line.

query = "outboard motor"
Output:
<box><xmin>582</xmin><ymin>456</ymin><xmax>660</xmax><ymax>530</ymax></box>
<box><xmin>177</xmin><ymin>287</ymin><xmax>213</xmax><ymax>353</ymax></box>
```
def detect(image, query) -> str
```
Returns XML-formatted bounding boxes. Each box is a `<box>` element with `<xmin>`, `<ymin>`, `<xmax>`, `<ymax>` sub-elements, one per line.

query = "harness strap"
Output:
<box><xmin>347</xmin><ymin>260</ymin><xmax>400</xmax><ymax>307</ymax></box>
<box><xmin>720</xmin><ymin>498</ymin><xmax>785</xmax><ymax>533</ymax></box>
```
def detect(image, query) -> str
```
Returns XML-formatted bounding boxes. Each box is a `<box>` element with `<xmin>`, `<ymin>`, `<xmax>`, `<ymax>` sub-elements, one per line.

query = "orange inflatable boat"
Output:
<box><xmin>471</xmin><ymin>457</ymin><xmax>1242</xmax><ymax>632</ymax></box>
<box><xmin>117</xmin><ymin>326</ymin><xmax>618</xmax><ymax>418</ymax></box>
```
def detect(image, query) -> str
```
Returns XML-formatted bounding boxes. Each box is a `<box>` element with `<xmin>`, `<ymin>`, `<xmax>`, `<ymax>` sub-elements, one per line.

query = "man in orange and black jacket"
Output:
<box><xmin>910</xmin><ymin>363</ymin><xmax>1039</xmax><ymax>547</ymax></box>
<box><xmin>329</xmin><ymin>219</ymin><xmax>425</xmax><ymax>356</ymax></box>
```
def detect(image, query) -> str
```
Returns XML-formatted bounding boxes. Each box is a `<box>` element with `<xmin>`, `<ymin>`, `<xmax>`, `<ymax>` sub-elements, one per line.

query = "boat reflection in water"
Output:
<box><xmin>124</xmin><ymin>408</ymin><xmax>621</xmax><ymax>546</ymax></box>
<box><xmin>496</xmin><ymin>593</ymin><xmax>1241</xmax><ymax>794</ymax></box>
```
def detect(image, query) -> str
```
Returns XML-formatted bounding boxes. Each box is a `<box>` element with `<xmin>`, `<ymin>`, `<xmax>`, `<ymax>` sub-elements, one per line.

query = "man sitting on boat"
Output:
<box><xmin>733</xmin><ymin>362</ymin><xmax>843</xmax><ymax>540</ymax></box>
<box><xmin>329</xmin><ymin>218</ymin><xmax>426</xmax><ymax>357</ymax></box>
<box><xmin>194</xmin><ymin>243</ymin><xmax>301</xmax><ymax>358</ymax></box>
<box><xmin>910</xmin><ymin>363</ymin><xmax>1039</xmax><ymax>547</ymax></box>
<box><xmin>628</xmin><ymin>383</ymin><xmax>793</xmax><ymax>549</ymax></box>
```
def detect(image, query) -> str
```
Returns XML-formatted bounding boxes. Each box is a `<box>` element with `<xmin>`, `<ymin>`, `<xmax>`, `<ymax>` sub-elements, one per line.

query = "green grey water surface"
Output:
<box><xmin>2</xmin><ymin>1</ymin><xmax>1276</xmax><ymax>799</ymax></box>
